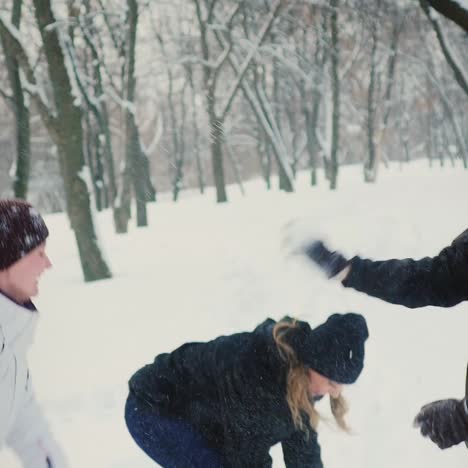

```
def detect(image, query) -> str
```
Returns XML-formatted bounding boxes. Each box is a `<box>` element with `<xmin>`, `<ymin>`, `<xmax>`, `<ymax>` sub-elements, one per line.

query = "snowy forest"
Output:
<box><xmin>0</xmin><ymin>0</ymin><xmax>467</xmax><ymax>282</ymax></box>
<box><xmin>0</xmin><ymin>3</ymin><xmax>468</xmax><ymax>467</ymax></box>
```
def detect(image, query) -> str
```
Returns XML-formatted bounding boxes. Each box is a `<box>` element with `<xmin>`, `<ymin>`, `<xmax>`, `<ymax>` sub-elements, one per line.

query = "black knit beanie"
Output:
<box><xmin>285</xmin><ymin>313</ymin><xmax>369</xmax><ymax>384</ymax></box>
<box><xmin>0</xmin><ymin>199</ymin><xmax>49</xmax><ymax>271</ymax></box>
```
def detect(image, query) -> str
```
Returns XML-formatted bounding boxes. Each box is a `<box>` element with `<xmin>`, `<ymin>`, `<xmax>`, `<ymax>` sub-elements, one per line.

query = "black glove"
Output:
<box><xmin>414</xmin><ymin>398</ymin><xmax>468</xmax><ymax>449</ymax></box>
<box><xmin>304</xmin><ymin>241</ymin><xmax>349</xmax><ymax>279</ymax></box>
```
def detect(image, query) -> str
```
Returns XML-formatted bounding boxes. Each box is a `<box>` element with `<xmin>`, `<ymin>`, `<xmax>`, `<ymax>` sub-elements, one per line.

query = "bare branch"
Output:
<box><xmin>220</xmin><ymin>0</ymin><xmax>284</xmax><ymax>121</ymax></box>
<box><xmin>0</xmin><ymin>14</ymin><xmax>57</xmax><ymax>136</ymax></box>
<box><xmin>0</xmin><ymin>88</ymin><xmax>14</xmax><ymax>109</ymax></box>
<box><xmin>420</xmin><ymin>0</ymin><xmax>468</xmax><ymax>96</ymax></box>
<box><xmin>424</xmin><ymin>0</ymin><xmax>468</xmax><ymax>32</ymax></box>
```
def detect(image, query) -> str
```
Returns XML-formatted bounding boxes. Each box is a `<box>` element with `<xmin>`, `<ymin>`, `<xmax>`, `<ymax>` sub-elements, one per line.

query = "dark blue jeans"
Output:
<box><xmin>125</xmin><ymin>392</ymin><xmax>223</xmax><ymax>468</ymax></box>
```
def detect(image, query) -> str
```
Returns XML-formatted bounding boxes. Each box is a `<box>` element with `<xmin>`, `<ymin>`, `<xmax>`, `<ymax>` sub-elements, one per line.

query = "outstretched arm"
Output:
<box><xmin>304</xmin><ymin>229</ymin><xmax>468</xmax><ymax>308</ymax></box>
<box><xmin>342</xmin><ymin>229</ymin><xmax>468</xmax><ymax>308</ymax></box>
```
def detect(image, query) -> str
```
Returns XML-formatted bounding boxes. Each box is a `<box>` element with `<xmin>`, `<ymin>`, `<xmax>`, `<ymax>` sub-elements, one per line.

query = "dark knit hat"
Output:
<box><xmin>0</xmin><ymin>199</ymin><xmax>49</xmax><ymax>270</ymax></box>
<box><xmin>285</xmin><ymin>313</ymin><xmax>369</xmax><ymax>384</ymax></box>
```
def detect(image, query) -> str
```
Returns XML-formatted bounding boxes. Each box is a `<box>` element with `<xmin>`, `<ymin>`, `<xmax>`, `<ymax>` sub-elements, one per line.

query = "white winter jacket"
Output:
<box><xmin>0</xmin><ymin>293</ymin><xmax>68</xmax><ymax>467</ymax></box>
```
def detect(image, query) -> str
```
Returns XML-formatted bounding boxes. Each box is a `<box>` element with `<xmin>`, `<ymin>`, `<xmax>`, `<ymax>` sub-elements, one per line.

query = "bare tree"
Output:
<box><xmin>212</xmin><ymin>6</ymin><xmax>294</xmax><ymax>193</ymax></box>
<box><xmin>0</xmin><ymin>0</ymin><xmax>30</xmax><ymax>199</ymax></box>
<box><xmin>77</xmin><ymin>0</ymin><xmax>118</xmax><ymax>211</ymax></box>
<box><xmin>0</xmin><ymin>0</ymin><xmax>112</xmax><ymax>281</ymax></box>
<box><xmin>114</xmin><ymin>0</ymin><xmax>156</xmax><ymax>232</ymax></box>
<box><xmin>193</xmin><ymin>0</ymin><xmax>286</xmax><ymax>202</ymax></box>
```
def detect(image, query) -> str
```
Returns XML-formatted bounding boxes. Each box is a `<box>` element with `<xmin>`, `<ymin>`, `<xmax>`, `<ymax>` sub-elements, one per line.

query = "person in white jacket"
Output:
<box><xmin>0</xmin><ymin>199</ymin><xmax>68</xmax><ymax>467</ymax></box>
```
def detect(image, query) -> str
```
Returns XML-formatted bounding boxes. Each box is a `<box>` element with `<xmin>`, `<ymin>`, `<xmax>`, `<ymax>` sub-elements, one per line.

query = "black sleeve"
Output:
<box><xmin>342</xmin><ymin>229</ymin><xmax>468</xmax><ymax>308</ymax></box>
<box><xmin>282</xmin><ymin>428</ymin><xmax>323</xmax><ymax>468</ymax></box>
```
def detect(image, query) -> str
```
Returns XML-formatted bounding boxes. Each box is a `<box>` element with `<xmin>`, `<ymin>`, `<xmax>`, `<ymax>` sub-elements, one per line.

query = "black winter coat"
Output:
<box><xmin>128</xmin><ymin>319</ymin><xmax>323</xmax><ymax>468</ymax></box>
<box><xmin>342</xmin><ymin>228</ymin><xmax>468</xmax><ymax>308</ymax></box>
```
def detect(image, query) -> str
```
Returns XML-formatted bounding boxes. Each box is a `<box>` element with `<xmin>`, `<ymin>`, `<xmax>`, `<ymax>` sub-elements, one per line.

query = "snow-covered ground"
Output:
<box><xmin>1</xmin><ymin>160</ymin><xmax>467</xmax><ymax>467</ymax></box>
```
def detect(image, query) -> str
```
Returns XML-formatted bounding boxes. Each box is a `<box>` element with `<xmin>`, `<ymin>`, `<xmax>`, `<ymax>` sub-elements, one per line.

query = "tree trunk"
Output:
<box><xmin>194</xmin><ymin>0</ymin><xmax>228</xmax><ymax>203</ymax></box>
<box><xmin>82</xmin><ymin>0</ymin><xmax>117</xmax><ymax>209</ymax></box>
<box><xmin>189</xmin><ymin>74</ymin><xmax>204</xmax><ymax>195</ymax></box>
<box><xmin>113</xmin><ymin>168</ymin><xmax>132</xmax><ymax>234</ymax></box>
<box><xmin>364</xmin><ymin>20</ymin><xmax>378</xmax><ymax>183</ymax></box>
<box><xmin>0</xmin><ymin>0</ymin><xmax>31</xmax><ymax>199</ymax></box>
<box><xmin>83</xmin><ymin>111</ymin><xmax>100</xmax><ymax>210</ymax></box>
<box><xmin>196</xmin><ymin>0</ymin><xmax>285</xmax><ymax>202</ymax></box>
<box><xmin>376</xmin><ymin>13</ymin><xmax>401</xmax><ymax>170</ymax></box>
<box><xmin>210</xmin><ymin>117</ymin><xmax>227</xmax><ymax>203</ymax></box>
<box><xmin>427</xmin><ymin>109</ymin><xmax>433</xmax><ymax>167</ymax></box>
<box><xmin>303</xmin><ymin>12</ymin><xmax>327</xmax><ymax>187</ymax></box>
<box><xmin>226</xmin><ymin>144</ymin><xmax>245</xmax><ymax>195</ymax></box>
<box><xmin>34</xmin><ymin>0</ymin><xmax>111</xmax><ymax>281</ymax></box>
<box><xmin>264</xmin><ymin>141</ymin><xmax>272</xmax><ymax>190</ymax></box>
<box><xmin>168</xmin><ymin>70</ymin><xmax>182</xmax><ymax>202</ymax></box>
<box><xmin>126</xmin><ymin>0</ymin><xmax>147</xmax><ymax>226</ymax></box>
<box><xmin>271</xmin><ymin>57</ymin><xmax>289</xmax><ymax>191</ymax></box>
<box><xmin>329</xmin><ymin>0</ymin><xmax>340</xmax><ymax>190</ymax></box>
<box><xmin>255</xmin><ymin>81</ymin><xmax>293</xmax><ymax>192</ymax></box>
<box><xmin>285</xmin><ymin>101</ymin><xmax>300</xmax><ymax>178</ymax></box>
<box><xmin>438</xmin><ymin>92</ymin><xmax>468</xmax><ymax>168</ymax></box>
<box><xmin>253</xmin><ymin>64</ymin><xmax>276</xmax><ymax>190</ymax></box>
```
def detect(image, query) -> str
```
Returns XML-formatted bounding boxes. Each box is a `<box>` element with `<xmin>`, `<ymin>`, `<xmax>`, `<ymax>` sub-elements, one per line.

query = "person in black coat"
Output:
<box><xmin>125</xmin><ymin>313</ymin><xmax>369</xmax><ymax>468</ymax></box>
<box><xmin>297</xmin><ymin>227</ymin><xmax>468</xmax><ymax>450</ymax></box>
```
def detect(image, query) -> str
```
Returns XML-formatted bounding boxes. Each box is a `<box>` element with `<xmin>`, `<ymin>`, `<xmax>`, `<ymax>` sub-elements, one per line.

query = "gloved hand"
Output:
<box><xmin>303</xmin><ymin>240</ymin><xmax>349</xmax><ymax>279</ymax></box>
<box><xmin>413</xmin><ymin>398</ymin><xmax>468</xmax><ymax>449</ymax></box>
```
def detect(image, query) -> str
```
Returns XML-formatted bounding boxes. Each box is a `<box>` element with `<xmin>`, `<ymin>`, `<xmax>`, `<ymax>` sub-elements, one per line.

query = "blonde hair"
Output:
<box><xmin>273</xmin><ymin>319</ymin><xmax>350</xmax><ymax>433</ymax></box>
